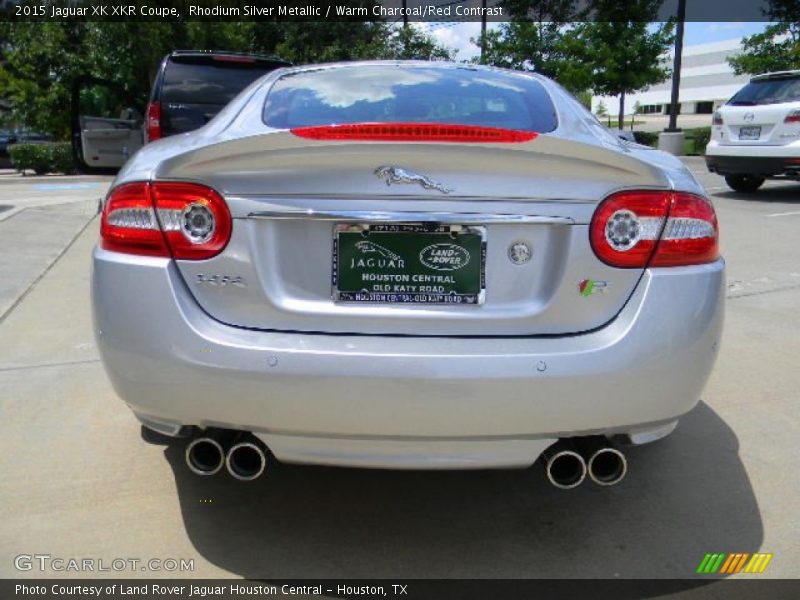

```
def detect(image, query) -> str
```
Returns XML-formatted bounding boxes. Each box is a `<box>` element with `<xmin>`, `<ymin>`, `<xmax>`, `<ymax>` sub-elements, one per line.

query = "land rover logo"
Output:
<box><xmin>419</xmin><ymin>244</ymin><xmax>470</xmax><ymax>271</ymax></box>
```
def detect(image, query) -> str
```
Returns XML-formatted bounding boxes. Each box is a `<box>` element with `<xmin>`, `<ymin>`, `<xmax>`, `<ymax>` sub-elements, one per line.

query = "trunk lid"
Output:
<box><xmin>159</xmin><ymin>133</ymin><xmax>668</xmax><ymax>336</ymax></box>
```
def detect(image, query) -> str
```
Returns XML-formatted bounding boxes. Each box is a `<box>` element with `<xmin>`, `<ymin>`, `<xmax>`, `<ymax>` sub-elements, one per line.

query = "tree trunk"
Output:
<box><xmin>618</xmin><ymin>91</ymin><xmax>625</xmax><ymax>131</ymax></box>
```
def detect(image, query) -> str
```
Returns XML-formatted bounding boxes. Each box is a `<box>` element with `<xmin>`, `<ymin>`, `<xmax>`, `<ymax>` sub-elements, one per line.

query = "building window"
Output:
<box><xmin>695</xmin><ymin>101</ymin><xmax>714</xmax><ymax>114</ymax></box>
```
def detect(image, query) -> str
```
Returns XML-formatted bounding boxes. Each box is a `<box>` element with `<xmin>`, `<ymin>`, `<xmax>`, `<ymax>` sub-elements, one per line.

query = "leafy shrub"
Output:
<box><xmin>8</xmin><ymin>142</ymin><xmax>76</xmax><ymax>175</ymax></box>
<box><xmin>685</xmin><ymin>127</ymin><xmax>711</xmax><ymax>156</ymax></box>
<box><xmin>632</xmin><ymin>131</ymin><xmax>659</xmax><ymax>147</ymax></box>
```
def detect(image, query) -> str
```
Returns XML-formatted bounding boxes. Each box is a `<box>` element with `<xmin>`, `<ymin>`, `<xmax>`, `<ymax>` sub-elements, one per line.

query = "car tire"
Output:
<box><xmin>724</xmin><ymin>174</ymin><xmax>765</xmax><ymax>193</ymax></box>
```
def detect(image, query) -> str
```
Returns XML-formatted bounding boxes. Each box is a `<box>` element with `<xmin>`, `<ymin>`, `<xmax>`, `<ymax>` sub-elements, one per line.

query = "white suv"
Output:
<box><xmin>706</xmin><ymin>70</ymin><xmax>800</xmax><ymax>192</ymax></box>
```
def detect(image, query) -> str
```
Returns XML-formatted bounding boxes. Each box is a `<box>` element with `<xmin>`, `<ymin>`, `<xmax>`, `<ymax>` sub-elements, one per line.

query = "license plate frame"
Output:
<box><xmin>332</xmin><ymin>223</ymin><xmax>486</xmax><ymax>305</ymax></box>
<box><xmin>739</xmin><ymin>126</ymin><xmax>761</xmax><ymax>140</ymax></box>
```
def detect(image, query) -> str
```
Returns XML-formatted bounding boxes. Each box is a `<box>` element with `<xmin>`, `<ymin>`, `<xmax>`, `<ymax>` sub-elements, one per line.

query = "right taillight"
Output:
<box><xmin>590</xmin><ymin>190</ymin><xmax>719</xmax><ymax>268</ymax></box>
<box><xmin>145</xmin><ymin>101</ymin><xmax>162</xmax><ymax>142</ymax></box>
<box><xmin>712</xmin><ymin>111</ymin><xmax>723</xmax><ymax>126</ymax></box>
<box><xmin>101</xmin><ymin>181</ymin><xmax>231</xmax><ymax>260</ymax></box>
<box><xmin>784</xmin><ymin>109</ymin><xmax>800</xmax><ymax>124</ymax></box>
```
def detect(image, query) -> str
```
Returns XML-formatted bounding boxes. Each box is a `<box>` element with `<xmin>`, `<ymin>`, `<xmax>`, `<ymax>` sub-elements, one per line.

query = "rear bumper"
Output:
<box><xmin>705</xmin><ymin>141</ymin><xmax>800</xmax><ymax>176</ymax></box>
<box><xmin>705</xmin><ymin>155</ymin><xmax>800</xmax><ymax>176</ymax></box>
<box><xmin>92</xmin><ymin>248</ymin><xmax>725</xmax><ymax>468</ymax></box>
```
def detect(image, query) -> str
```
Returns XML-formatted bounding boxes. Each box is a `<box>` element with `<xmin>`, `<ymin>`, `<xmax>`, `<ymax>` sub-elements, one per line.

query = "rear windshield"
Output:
<box><xmin>728</xmin><ymin>76</ymin><xmax>800</xmax><ymax>106</ymax></box>
<box><xmin>263</xmin><ymin>65</ymin><xmax>558</xmax><ymax>132</ymax></box>
<box><xmin>162</xmin><ymin>60</ymin><xmax>278</xmax><ymax>105</ymax></box>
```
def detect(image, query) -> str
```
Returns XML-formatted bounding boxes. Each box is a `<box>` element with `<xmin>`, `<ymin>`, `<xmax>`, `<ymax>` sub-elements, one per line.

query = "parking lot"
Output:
<box><xmin>0</xmin><ymin>158</ymin><xmax>798</xmax><ymax>582</ymax></box>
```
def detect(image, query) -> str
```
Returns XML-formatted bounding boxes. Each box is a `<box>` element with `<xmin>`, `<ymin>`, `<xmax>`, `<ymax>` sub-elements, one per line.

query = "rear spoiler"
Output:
<box><xmin>169</xmin><ymin>51</ymin><xmax>291</xmax><ymax>69</ymax></box>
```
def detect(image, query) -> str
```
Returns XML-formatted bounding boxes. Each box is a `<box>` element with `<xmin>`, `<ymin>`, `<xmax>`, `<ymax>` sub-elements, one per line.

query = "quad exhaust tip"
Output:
<box><xmin>185</xmin><ymin>436</ymin><xmax>225</xmax><ymax>476</ymax></box>
<box><xmin>587</xmin><ymin>446</ymin><xmax>627</xmax><ymax>486</ymax></box>
<box><xmin>543</xmin><ymin>445</ymin><xmax>587</xmax><ymax>490</ymax></box>
<box><xmin>543</xmin><ymin>437</ymin><xmax>628</xmax><ymax>488</ymax></box>
<box><xmin>225</xmin><ymin>439</ymin><xmax>267</xmax><ymax>481</ymax></box>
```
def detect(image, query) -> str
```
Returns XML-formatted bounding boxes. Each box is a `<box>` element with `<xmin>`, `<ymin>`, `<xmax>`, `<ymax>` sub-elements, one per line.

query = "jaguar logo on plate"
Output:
<box><xmin>419</xmin><ymin>244</ymin><xmax>471</xmax><ymax>271</ymax></box>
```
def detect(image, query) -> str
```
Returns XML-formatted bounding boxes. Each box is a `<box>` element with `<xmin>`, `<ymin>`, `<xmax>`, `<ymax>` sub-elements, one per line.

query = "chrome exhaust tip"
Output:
<box><xmin>587</xmin><ymin>446</ymin><xmax>627</xmax><ymax>486</ymax></box>
<box><xmin>185</xmin><ymin>436</ymin><xmax>225</xmax><ymax>476</ymax></box>
<box><xmin>225</xmin><ymin>438</ymin><xmax>267</xmax><ymax>481</ymax></box>
<box><xmin>542</xmin><ymin>444</ymin><xmax>587</xmax><ymax>489</ymax></box>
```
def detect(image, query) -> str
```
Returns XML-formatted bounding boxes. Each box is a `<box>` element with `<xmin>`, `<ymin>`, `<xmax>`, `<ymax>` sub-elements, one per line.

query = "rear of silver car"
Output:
<box><xmin>92</xmin><ymin>63</ymin><xmax>724</xmax><ymax>486</ymax></box>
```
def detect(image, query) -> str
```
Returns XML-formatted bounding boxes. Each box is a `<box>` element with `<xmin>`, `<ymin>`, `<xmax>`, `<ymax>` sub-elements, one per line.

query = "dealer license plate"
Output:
<box><xmin>333</xmin><ymin>224</ymin><xmax>486</xmax><ymax>304</ymax></box>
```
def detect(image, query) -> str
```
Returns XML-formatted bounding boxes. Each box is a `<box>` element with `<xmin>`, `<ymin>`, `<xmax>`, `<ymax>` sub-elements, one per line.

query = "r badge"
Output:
<box><xmin>579</xmin><ymin>278</ymin><xmax>610</xmax><ymax>296</ymax></box>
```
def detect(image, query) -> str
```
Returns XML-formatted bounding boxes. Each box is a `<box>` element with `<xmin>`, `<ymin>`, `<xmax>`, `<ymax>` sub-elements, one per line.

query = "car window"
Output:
<box><xmin>728</xmin><ymin>76</ymin><xmax>800</xmax><ymax>106</ymax></box>
<box><xmin>162</xmin><ymin>61</ymin><xmax>275</xmax><ymax>105</ymax></box>
<box><xmin>263</xmin><ymin>65</ymin><xmax>558</xmax><ymax>132</ymax></box>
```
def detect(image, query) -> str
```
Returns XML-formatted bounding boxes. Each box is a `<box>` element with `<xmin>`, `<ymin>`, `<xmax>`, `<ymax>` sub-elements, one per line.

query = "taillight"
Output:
<box><xmin>784</xmin><ymin>109</ymin><xmax>800</xmax><ymax>124</ymax></box>
<box><xmin>101</xmin><ymin>182</ymin><xmax>231</xmax><ymax>260</ymax></box>
<box><xmin>100</xmin><ymin>183</ymin><xmax>169</xmax><ymax>257</ymax></box>
<box><xmin>590</xmin><ymin>191</ymin><xmax>718</xmax><ymax>268</ymax></box>
<box><xmin>290</xmin><ymin>123</ymin><xmax>538</xmax><ymax>143</ymax></box>
<box><xmin>712</xmin><ymin>111</ymin><xmax>723</xmax><ymax>126</ymax></box>
<box><xmin>146</xmin><ymin>101</ymin><xmax>162</xmax><ymax>142</ymax></box>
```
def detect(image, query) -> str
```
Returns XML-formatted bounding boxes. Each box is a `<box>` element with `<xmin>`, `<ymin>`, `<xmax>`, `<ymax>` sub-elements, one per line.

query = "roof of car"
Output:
<box><xmin>750</xmin><ymin>70</ymin><xmax>800</xmax><ymax>81</ymax></box>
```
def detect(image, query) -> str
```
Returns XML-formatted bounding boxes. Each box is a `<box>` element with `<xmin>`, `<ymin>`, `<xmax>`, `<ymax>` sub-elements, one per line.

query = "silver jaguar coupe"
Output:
<box><xmin>92</xmin><ymin>61</ymin><xmax>724</xmax><ymax>488</ymax></box>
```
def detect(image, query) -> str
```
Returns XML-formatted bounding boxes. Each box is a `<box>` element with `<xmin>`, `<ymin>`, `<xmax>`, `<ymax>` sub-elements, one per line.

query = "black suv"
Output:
<box><xmin>146</xmin><ymin>50</ymin><xmax>291</xmax><ymax>141</ymax></box>
<box><xmin>75</xmin><ymin>50</ymin><xmax>290</xmax><ymax>169</ymax></box>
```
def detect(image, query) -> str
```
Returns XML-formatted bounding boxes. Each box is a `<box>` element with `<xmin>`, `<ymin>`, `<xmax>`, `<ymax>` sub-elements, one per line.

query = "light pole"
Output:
<box><xmin>658</xmin><ymin>0</ymin><xmax>687</xmax><ymax>155</ymax></box>
<box><xmin>480</xmin><ymin>0</ymin><xmax>488</xmax><ymax>64</ymax></box>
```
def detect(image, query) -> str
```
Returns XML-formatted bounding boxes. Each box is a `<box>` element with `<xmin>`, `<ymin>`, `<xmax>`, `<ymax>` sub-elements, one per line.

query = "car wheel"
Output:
<box><xmin>724</xmin><ymin>174</ymin><xmax>765</xmax><ymax>193</ymax></box>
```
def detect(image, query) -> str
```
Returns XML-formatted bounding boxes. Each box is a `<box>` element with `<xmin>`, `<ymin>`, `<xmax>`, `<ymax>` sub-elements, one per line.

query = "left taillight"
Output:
<box><xmin>590</xmin><ymin>190</ymin><xmax>719</xmax><ymax>268</ymax></box>
<box><xmin>145</xmin><ymin>101</ymin><xmax>162</xmax><ymax>142</ymax></box>
<box><xmin>101</xmin><ymin>182</ymin><xmax>231</xmax><ymax>260</ymax></box>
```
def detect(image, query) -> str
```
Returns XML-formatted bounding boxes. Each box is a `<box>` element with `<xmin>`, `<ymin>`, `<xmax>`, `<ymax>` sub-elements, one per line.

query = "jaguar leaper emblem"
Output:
<box><xmin>354</xmin><ymin>240</ymin><xmax>402</xmax><ymax>261</ymax></box>
<box><xmin>374</xmin><ymin>166</ymin><xmax>453</xmax><ymax>194</ymax></box>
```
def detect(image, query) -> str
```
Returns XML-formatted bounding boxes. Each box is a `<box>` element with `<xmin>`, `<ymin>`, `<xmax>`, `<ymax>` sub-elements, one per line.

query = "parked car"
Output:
<box><xmin>93</xmin><ymin>62</ymin><xmax>724</xmax><ymax>488</ymax></box>
<box><xmin>77</xmin><ymin>51</ymin><xmax>290</xmax><ymax>169</ymax></box>
<box><xmin>0</xmin><ymin>129</ymin><xmax>13</xmax><ymax>154</ymax></box>
<box><xmin>1</xmin><ymin>128</ymin><xmax>53</xmax><ymax>151</ymax></box>
<box><xmin>705</xmin><ymin>70</ymin><xmax>800</xmax><ymax>192</ymax></box>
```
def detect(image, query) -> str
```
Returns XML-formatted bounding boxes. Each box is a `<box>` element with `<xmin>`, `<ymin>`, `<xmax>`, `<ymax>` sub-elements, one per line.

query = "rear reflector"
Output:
<box><xmin>590</xmin><ymin>191</ymin><xmax>718</xmax><ymax>268</ymax></box>
<box><xmin>290</xmin><ymin>123</ymin><xmax>538</xmax><ymax>143</ymax></box>
<box><xmin>145</xmin><ymin>101</ymin><xmax>162</xmax><ymax>142</ymax></box>
<box><xmin>101</xmin><ymin>182</ymin><xmax>231</xmax><ymax>260</ymax></box>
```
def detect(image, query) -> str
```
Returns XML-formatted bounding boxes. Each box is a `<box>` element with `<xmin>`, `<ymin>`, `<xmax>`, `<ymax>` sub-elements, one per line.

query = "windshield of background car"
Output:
<box><xmin>728</xmin><ymin>76</ymin><xmax>800</xmax><ymax>106</ymax></box>
<box><xmin>162</xmin><ymin>60</ymin><xmax>276</xmax><ymax>105</ymax></box>
<box><xmin>262</xmin><ymin>65</ymin><xmax>559</xmax><ymax>132</ymax></box>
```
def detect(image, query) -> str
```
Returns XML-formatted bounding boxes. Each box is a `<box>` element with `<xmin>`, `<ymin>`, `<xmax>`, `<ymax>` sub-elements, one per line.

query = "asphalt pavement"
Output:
<box><xmin>0</xmin><ymin>160</ymin><xmax>798</xmax><ymax>584</ymax></box>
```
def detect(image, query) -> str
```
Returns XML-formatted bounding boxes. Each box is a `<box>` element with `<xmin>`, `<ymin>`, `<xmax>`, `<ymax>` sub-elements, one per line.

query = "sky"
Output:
<box><xmin>423</xmin><ymin>21</ymin><xmax>771</xmax><ymax>62</ymax></box>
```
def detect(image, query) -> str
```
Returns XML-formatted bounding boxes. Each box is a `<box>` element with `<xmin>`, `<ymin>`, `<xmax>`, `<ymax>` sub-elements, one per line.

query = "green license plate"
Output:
<box><xmin>333</xmin><ymin>224</ymin><xmax>486</xmax><ymax>304</ymax></box>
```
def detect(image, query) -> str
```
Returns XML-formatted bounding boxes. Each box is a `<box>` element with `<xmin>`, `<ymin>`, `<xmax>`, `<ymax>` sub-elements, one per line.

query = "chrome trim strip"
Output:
<box><xmin>247</xmin><ymin>209</ymin><xmax>574</xmax><ymax>225</ymax></box>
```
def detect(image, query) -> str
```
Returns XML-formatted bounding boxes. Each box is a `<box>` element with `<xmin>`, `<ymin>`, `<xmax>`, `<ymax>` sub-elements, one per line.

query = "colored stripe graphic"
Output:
<box><xmin>720</xmin><ymin>553</ymin><xmax>736</xmax><ymax>574</ymax></box>
<box><xmin>744</xmin><ymin>553</ymin><xmax>773</xmax><ymax>573</ymax></box>
<box><xmin>697</xmin><ymin>553</ymin><xmax>773</xmax><ymax>574</ymax></box>
<box><xmin>697</xmin><ymin>553</ymin><xmax>726</xmax><ymax>574</ymax></box>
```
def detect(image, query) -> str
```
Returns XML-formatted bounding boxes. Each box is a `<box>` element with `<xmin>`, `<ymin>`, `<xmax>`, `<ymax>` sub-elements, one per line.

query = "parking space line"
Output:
<box><xmin>766</xmin><ymin>211</ymin><xmax>800</xmax><ymax>218</ymax></box>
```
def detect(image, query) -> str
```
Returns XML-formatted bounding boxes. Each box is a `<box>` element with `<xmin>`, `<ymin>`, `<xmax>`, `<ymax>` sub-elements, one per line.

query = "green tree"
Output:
<box><xmin>471</xmin><ymin>1</ymin><xmax>591</xmax><ymax>92</ymax></box>
<box><xmin>728</xmin><ymin>2</ymin><xmax>800</xmax><ymax>75</ymax></box>
<box><xmin>595</xmin><ymin>99</ymin><xmax>608</xmax><ymax>116</ymax></box>
<box><xmin>572</xmin><ymin>1</ymin><xmax>674</xmax><ymax>129</ymax></box>
<box><xmin>381</xmin><ymin>25</ymin><xmax>453</xmax><ymax>60</ymax></box>
<box><xmin>0</xmin><ymin>20</ymin><xmax>450</xmax><ymax>139</ymax></box>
